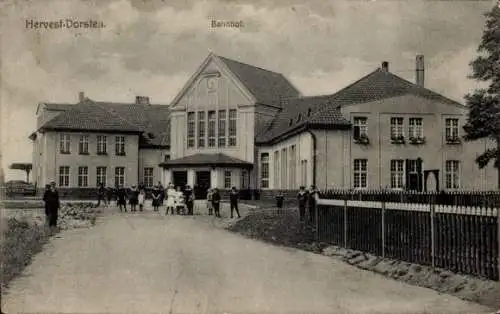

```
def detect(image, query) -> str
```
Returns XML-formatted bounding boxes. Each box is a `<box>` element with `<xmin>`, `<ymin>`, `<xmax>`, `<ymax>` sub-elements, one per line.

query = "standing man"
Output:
<box><xmin>158</xmin><ymin>181</ymin><xmax>165</xmax><ymax>207</ymax></box>
<box><xmin>297</xmin><ymin>186</ymin><xmax>308</xmax><ymax>222</ymax></box>
<box><xmin>96</xmin><ymin>183</ymin><xmax>106</xmax><ymax>207</ymax></box>
<box><xmin>184</xmin><ymin>185</ymin><xmax>194</xmax><ymax>215</ymax></box>
<box><xmin>43</xmin><ymin>184</ymin><xmax>51</xmax><ymax>221</ymax></box>
<box><xmin>211</xmin><ymin>188</ymin><xmax>221</xmax><ymax>218</ymax></box>
<box><xmin>229</xmin><ymin>186</ymin><xmax>241</xmax><ymax>218</ymax></box>
<box><xmin>43</xmin><ymin>181</ymin><xmax>60</xmax><ymax>229</ymax></box>
<box><xmin>308</xmin><ymin>185</ymin><xmax>319</xmax><ymax>224</ymax></box>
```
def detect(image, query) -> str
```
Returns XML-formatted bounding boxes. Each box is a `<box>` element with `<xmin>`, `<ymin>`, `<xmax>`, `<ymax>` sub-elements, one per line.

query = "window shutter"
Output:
<box><xmin>353</xmin><ymin>126</ymin><xmax>360</xmax><ymax>138</ymax></box>
<box><xmin>416</xmin><ymin>159</ymin><xmax>423</xmax><ymax>192</ymax></box>
<box><xmin>405</xmin><ymin>159</ymin><xmax>411</xmax><ymax>190</ymax></box>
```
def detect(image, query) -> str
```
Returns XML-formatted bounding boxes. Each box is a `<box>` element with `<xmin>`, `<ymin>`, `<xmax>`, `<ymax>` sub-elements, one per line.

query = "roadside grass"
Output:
<box><xmin>0</xmin><ymin>202</ymin><xmax>101</xmax><ymax>289</ymax></box>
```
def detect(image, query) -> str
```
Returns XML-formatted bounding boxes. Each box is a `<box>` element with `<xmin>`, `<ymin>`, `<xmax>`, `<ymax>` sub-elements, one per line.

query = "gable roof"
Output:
<box><xmin>37</xmin><ymin>99</ymin><xmax>170</xmax><ymax>148</ymax></box>
<box><xmin>256</xmin><ymin>67</ymin><xmax>464</xmax><ymax>144</ymax></box>
<box><xmin>40</xmin><ymin>99</ymin><xmax>142</xmax><ymax>133</ymax></box>
<box><xmin>216</xmin><ymin>55</ymin><xmax>301</xmax><ymax>106</ymax></box>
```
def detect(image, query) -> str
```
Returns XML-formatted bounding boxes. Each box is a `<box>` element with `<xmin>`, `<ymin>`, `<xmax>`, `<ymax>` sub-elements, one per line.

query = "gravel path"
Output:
<box><xmin>1</xmin><ymin>204</ymin><xmax>493</xmax><ymax>314</ymax></box>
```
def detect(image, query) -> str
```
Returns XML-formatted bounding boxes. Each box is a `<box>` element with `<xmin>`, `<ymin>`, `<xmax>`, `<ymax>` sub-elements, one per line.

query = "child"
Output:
<box><xmin>117</xmin><ymin>187</ymin><xmax>127</xmax><ymax>212</ymax></box>
<box><xmin>206</xmin><ymin>188</ymin><xmax>213</xmax><ymax>215</ymax></box>
<box><xmin>138</xmin><ymin>189</ymin><xmax>145</xmax><ymax>212</ymax></box>
<box><xmin>152</xmin><ymin>186</ymin><xmax>160</xmax><ymax>212</ymax></box>
<box><xmin>211</xmin><ymin>188</ymin><xmax>221</xmax><ymax>218</ymax></box>
<box><xmin>175</xmin><ymin>186</ymin><xmax>186</xmax><ymax>215</ymax></box>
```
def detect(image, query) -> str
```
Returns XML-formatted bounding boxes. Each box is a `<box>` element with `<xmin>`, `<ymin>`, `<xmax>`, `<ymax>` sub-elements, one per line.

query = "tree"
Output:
<box><xmin>9</xmin><ymin>163</ymin><xmax>32</xmax><ymax>183</ymax></box>
<box><xmin>463</xmin><ymin>4</ymin><xmax>500</xmax><ymax>189</ymax></box>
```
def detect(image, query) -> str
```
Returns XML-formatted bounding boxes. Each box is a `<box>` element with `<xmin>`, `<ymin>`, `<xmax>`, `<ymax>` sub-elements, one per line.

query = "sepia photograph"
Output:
<box><xmin>1</xmin><ymin>0</ymin><xmax>500</xmax><ymax>313</ymax></box>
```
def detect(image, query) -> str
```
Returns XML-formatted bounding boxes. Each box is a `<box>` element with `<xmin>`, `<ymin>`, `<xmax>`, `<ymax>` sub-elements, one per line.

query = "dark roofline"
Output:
<box><xmin>159</xmin><ymin>162</ymin><xmax>253</xmax><ymax>169</ymax></box>
<box><xmin>139</xmin><ymin>143</ymin><xmax>170</xmax><ymax>149</ymax></box>
<box><xmin>256</xmin><ymin>122</ymin><xmax>351</xmax><ymax>145</ymax></box>
<box><xmin>39</xmin><ymin>127</ymin><xmax>143</xmax><ymax>134</ymax></box>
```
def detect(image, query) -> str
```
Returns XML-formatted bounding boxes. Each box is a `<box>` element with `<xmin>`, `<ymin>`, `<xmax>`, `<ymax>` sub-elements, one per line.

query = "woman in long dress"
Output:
<box><xmin>165</xmin><ymin>183</ymin><xmax>176</xmax><ymax>215</ymax></box>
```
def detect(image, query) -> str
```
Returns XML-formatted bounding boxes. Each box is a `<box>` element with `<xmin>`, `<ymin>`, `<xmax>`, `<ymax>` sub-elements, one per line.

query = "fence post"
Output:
<box><xmin>381</xmin><ymin>200</ymin><xmax>386</xmax><ymax>258</ymax></box>
<box><xmin>430</xmin><ymin>197</ymin><xmax>436</xmax><ymax>269</ymax></box>
<box><xmin>497</xmin><ymin>206</ymin><xmax>500</xmax><ymax>281</ymax></box>
<box><xmin>344</xmin><ymin>198</ymin><xmax>348</xmax><ymax>249</ymax></box>
<box><xmin>315</xmin><ymin>195</ymin><xmax>319</xmax><ymax>242</ymax></box>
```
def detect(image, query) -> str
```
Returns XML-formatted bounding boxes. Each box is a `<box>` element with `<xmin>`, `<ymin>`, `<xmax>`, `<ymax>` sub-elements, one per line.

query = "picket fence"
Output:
<box><xmin>316</xmin><ymin>196</ymin><xmax>500</xmax><ymax>281</ymax></box>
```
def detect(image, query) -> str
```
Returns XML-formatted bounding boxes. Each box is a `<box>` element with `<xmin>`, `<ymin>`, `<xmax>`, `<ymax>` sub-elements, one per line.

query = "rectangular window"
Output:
<box><xmin>198</xmin><ymin>111</ymin><xmax>206</xmax><ymax>148</ymax></box>
<box><xmin>353</xmin><ymin>159</ymin><xmax>367</xmax><ymax>188</ymax></box>
<box><xmin>353</xmin><ymin>117</ymin><xmax>368</xmax><ymax>138</ymax></box>
<box><xmin>224</xmin><ymin>170</ymin><xmax>232</xmax><ymax>189</ymax></box>
<box><xmin>390</xmin><ymin>160</ymin><xmax>405</xmax><ymax>189</ymax></box>
<box><xmin>260</xmin><ymin>153</ymin><xmax>269</xmax><ymax>188</ymax></box>
<box><xmin>218</xmin><ymin>110</ymin><xmax>226</xmax><ymax>147</ymax></box>
<box><xmin>97</xmin><ymin>136</ymin><xmax>107</xmax><ymax>154</ymax></box>
<box><xmin>208</xmin><ymin>110</ymin><xmax>216</xmax><ymax>147</ymax></box>
<box><xmin>274</xmin><ymin>151</ymin><xmax>280</xmax><ymax>188</ymax></box>
<box><xmin>409</xmin><ymin>118</ymin><xmax>423</xmax><ymax>138</ymax></box>
<box><xmin>281</xmin><ymin>148</ymin><xmax>287</xmax><ymax>189</ymax></box>
<box><xmin>59</xmin><ymin>134</ymin><xmax>70</xmax><ymax>154</ymax></box>
<box><xmin>445</xmin><ymin>160</ymin><xmax>460</xmax><ymax>189</ymax></box>
<box><xmin>390</xmin><ymin>117</ymin><xmax>404</xmax><ymax>138</ymax></box>
<box><xmin>143</xmin><ymin>167</ymin><xmax>154</xmax><ymax>188</ymax></box>
<box><xmin>115</xmin><ymin>167</ymin><xmax>125</xmax><ymax>188</ymax></box>
<box><xmin>58</xmin><ymin>166</ymin><xmax>70</xmax><ymax>187</ymax></box>
<box><xmin>78</xmin><ymin>166</ymin><xmax>88</xmax><ymax>187</ymax></box>
<box><xmin>79</xmin><ymin>135</ymin><xmax>89</xmax><ymax>154</ymax></box>
<box><xmin>96</xmin><ymin>167</ymin><xmax>107</xmax><ymax>187</ymax></box>
<box><xmin>445</xmin><ymin>118</ymin><xmax>459</xmax><ymax>140</ymax></box>
<box><xmin>228</xmin><ymin>109</ymin><xmax>237</xmax><ymax>147</ymax></box>
<box><xmin>187</xmin><ymin>112</ymin><xmax>195</xmax><ymax>148</ymax></box>
<box><xmin>240</xmin><ymin>170</ymin><xmax>248</xmax><ymax>189</ymax></box>
<box><xmin>289</xmin><ymin>145</ymin><xmax>296</xmax><ymax>188</ymax></box>
<box><xmin>115</xmin><ymin>136</ymin><xmax>125</xmax><ymax>156</ymax></box>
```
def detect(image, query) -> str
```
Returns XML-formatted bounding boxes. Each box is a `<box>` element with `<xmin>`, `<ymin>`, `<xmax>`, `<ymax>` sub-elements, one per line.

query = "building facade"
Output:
<box><xmin>30</xmin><ymin>53</ymin><xmax>498</xmax><ymax>195</ymax></box>
<box><xmin>30</xmin><ymin>95</ymin><xmax>169</xmax><ymax>193</ymax></box>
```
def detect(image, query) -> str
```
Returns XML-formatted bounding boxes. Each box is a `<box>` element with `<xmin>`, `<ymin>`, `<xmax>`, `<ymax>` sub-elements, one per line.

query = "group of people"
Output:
<box><xmin>97</xmin><ymin>182</ymin><xmax>196</xmax><ymax>215</ymax></box>
<box><xmin>297</xmin><ymin>185</ymin><xmax>320</xmax><ymax>223</ymax></box>
<box><xmin>206</xmin><ymin>186</ymin><xmax>241</xmax><ymax>218</ymax></box>
<box><xmin>96</xmin><ymin>182</ymin><xmax>241</xmax><ymax>218</ymax></box>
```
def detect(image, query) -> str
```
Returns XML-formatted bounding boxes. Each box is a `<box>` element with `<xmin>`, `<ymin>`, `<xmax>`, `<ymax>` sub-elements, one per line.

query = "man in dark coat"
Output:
<box><xmin>229</xmin><ymin>186</ymin><xmax>241</xmax><ymax>218</ymax></box>
<box><xmin>43</xmin><ymin>181</ymin><xmax>60</xmax><ymax>228</ymax></box>
<box><xmin>184</xmin><ymin>185</ymin><xmax>194</xmax><ymax>215</ymax></box>
<box><xmin>297</xmin><ymin>186</ymin><xmax>308</xmax><ymax>222</ymax></box>
<box><xmin>96</xmin><ymin>183</ymin><xmax>106</xmax><ymax>207</ymax></box>
<box><xmin>308</xmin><ymin>185</ymin><xmax>319</xmax><ymax>224</ymax></box>
<box><xmin>43</xmin><ymin>184</ymin><xmax>51</xmax><ymax>219</ymax></box>
<box><xmin>211</xmin><ymin>188</ymin><xmax>221</xmax><ymax>218</ymax></box>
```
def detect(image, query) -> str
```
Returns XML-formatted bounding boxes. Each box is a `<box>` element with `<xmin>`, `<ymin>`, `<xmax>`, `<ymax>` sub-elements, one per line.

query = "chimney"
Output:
<box><xmin>135</xmin><ymin>96</ymin><xmax>150</xmax><ymax>105</ymax></box>
<box><xmin>78</xmin><ymin>91</ymin><xmax>85</xmax><ymax>102</ymax></box>
<box><xmin>381</xmin><ymin>61</ymin><xmax>389</xmax><ymax>72</ymax></box>
<box><xmin>416</xmin><ymin>54</ymin><xmax>425</xmax><ymax>87</ymax></box>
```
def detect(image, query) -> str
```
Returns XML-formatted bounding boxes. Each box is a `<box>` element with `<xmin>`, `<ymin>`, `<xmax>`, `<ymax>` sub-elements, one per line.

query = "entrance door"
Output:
<box><xmin>195</xmin><ymin>171</ymin><xmax>211</xmax><ymax>199</ymax></box>
<box><xmin>406</xmin><ymin>159</ymin><xmax>423</xmax><ymax>191</ymax></box>
<box><xmin>172</xmin><ymin>171</ymin><xmax>187</xmax><ymax>188</ymax></box>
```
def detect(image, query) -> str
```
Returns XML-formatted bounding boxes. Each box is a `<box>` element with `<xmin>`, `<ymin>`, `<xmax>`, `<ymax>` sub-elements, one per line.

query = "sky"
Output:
<box><xmin>0</xmin><ymin>0</ymin><xmax>496</xmax><ymax>181</ymax></box>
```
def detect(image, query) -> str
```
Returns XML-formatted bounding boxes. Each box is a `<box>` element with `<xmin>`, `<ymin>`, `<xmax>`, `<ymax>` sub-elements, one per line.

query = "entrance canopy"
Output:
<box><xmin>159</xmin><ymin>153</ymin><xmax>253</xmax><ymax>169</ymax></box>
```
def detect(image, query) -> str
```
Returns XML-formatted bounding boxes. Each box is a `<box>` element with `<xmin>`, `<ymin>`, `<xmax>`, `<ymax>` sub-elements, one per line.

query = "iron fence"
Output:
<box><xmin>317</xmin><ymin>195</ymin><xmax>500</xmax><ymax>281</ymax></box>
<box><xmin>320</xmin><ymin>189</ymin><xmax>500</xmax><ymax>207</ymax></box>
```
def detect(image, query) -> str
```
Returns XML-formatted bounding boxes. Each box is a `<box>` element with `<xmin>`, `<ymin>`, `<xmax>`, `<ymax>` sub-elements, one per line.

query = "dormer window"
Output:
<box><xmin>289</xmin><ymin>118</ymin><xmax>293</xmax><ymax>126</ymax></box>
<box><xmin>307</xmin><ymin>108</ymin><xmax>312</xmax><ymax>117</ymax></box>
